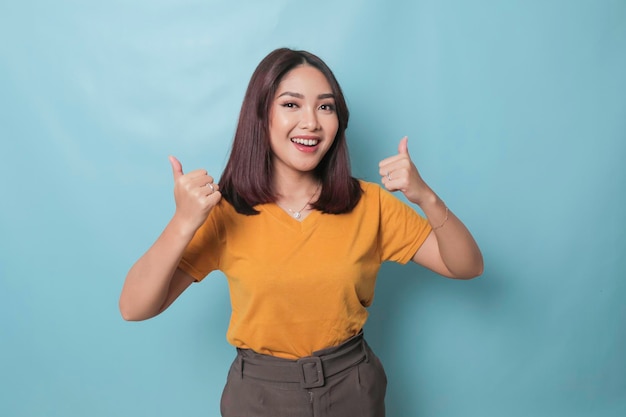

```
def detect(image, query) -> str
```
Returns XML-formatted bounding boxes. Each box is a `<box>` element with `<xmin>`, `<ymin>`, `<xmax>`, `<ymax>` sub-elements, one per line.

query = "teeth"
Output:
<box><xmin>291</xmin><ymin>138</ymin><xmax>319</xmax><ymax>146</ymax></box>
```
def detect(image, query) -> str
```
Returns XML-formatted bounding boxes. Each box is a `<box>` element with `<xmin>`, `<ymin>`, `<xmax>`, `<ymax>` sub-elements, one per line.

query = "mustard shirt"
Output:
<box><xmin>179</xmin><ymin>180</ymin><xmax>432</xmax><ymax>359</ymax></box>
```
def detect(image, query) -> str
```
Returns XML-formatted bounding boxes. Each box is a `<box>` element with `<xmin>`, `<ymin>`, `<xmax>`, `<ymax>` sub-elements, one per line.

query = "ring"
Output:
<box><xmin>207</xmin><ymin>182</ymin><xmax>215</xmax><ymax>192</ymax></box>
<box><xmin>386</xmin><ymin>171</ymin><xmax>392</xmax><ymax>181</ymax></box>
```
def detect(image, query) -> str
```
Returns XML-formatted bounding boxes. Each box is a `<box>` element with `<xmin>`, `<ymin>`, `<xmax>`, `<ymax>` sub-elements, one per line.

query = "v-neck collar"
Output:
<box><xmin>259</xmin><ymin>203</ymin><xmax>322</xmax><ymax>231</ymax></box>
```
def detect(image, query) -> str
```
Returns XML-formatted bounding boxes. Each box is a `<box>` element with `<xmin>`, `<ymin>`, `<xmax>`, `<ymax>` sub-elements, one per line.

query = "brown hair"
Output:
<box><xmin>219</xmin><ymin>48</ymin><xmax>362</xmax><ymax>215</ymax></box>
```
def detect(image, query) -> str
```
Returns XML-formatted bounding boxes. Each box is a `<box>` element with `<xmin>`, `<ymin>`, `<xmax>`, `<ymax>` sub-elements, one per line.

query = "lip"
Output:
<box><xmin>290</xmin><ymin>135</ymin><xmax>321</xmax><ymax>153</ymax></box>
<box><xmin>291</xmin><ymin>135</ymin><xmax>321</xmax><ymax>141</ymax></box>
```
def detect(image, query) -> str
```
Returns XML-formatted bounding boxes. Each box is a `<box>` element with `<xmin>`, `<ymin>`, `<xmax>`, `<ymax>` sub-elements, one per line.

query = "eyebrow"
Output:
<box><xmin>277</xmin><ymin>92</ymin><xmax>335</xmax><ymax>100</ymax></box>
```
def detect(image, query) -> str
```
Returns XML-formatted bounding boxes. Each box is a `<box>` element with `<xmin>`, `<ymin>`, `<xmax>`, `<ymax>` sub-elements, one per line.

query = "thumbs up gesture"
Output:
<box><xmin>169</xmin><ymin>156</ymin><xmax>221</xmax><ymax>234</ymax></box>
<box><xmin>378</xmin><ymin>137</ymin><xmax>431</xmax><ymax>205</ymax></box>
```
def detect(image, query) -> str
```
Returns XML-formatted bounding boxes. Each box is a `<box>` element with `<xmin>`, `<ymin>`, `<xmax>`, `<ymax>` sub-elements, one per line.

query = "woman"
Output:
<box><xmin>119</xmin><ymin>48</ymin><xmax>483</xmax><ymax>417</ymax></box>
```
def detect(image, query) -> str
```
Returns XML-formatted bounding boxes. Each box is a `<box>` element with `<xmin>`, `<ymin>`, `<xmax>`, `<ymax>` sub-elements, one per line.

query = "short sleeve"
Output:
<box><xmin>377</xmin><ymin>186</ymin><xmax>432</xmax><ymax>264</ymax></box>
<box><xmin>178</xmin><ymin>204</ymin><xmax>224</xmax><ymax>282</ymax></box>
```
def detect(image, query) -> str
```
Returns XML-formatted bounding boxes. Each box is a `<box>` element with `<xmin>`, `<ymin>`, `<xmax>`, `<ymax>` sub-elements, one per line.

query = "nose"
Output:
<box><xmin>299</xmin><ymin>106</ymin><xmax>320</xmax><ymax>130</ymax></box>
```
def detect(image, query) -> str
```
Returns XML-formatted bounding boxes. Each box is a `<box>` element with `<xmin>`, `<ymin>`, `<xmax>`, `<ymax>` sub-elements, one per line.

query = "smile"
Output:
<box><xmin>291</xmin><ymin>137</ymin><xmax>320</xmax><ymax>147</ymax></box>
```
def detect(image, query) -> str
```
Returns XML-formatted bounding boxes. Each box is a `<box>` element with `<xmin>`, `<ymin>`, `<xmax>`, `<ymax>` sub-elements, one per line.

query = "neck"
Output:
<box><xmin>272</xmin><ymin>171</ymin><xmax>320</xmax><ymax>200</ymax></box>
<box><xmin>272</xmin><ymin>172</ymin><xmax>321</xmax><ymax>220</ymax></box>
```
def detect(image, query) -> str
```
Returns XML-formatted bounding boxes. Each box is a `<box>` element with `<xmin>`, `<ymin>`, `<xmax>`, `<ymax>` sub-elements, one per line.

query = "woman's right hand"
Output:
<box><xmin>169</xmin><ymin>156</ymin><xmax>222</xmax><ymax>235</ymax></box>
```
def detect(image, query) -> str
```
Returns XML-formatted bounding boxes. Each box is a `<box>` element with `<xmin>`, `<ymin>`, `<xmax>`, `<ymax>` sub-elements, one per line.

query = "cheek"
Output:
<box><xmin>270</xmin><ymin>113</ymin><xmax>295</xmax><ymax>134</ymax></box>
<box><xmin>326</xmin><ymin>119</ymin><xmax>339</xmax><ymax>138</ymax></box>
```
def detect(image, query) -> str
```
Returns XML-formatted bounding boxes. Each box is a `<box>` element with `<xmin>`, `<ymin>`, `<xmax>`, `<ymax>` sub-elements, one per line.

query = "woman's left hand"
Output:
<box><xmin>379</xmin><ymin>136</ymin><xmax>432</xmax><ymax>206</ymax></box>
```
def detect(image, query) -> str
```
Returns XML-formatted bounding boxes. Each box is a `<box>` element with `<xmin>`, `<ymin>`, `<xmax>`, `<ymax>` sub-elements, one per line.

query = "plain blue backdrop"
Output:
<box><xmin>1</xmin><ymin>0</ymin><xmax>624</xmax><ymax>416</ymax></box>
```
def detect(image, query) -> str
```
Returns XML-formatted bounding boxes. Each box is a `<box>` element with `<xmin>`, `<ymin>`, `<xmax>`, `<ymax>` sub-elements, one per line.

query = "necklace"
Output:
<box><xmin>286</xmin><ymin>184</ymin><xmax>321</xmax><ymax>219</ymax></box>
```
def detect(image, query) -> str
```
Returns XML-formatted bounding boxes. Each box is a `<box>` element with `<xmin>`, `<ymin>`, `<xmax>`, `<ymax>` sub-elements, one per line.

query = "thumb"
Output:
<box><xmin>168</xmin><ymin>155</ymin><xmax>184</xmax><ymax>180</ymax></box>
<box><xmin>398</xmin><ymin>136</ymin><xmax>409</xmax><ymax>156</ymax></box>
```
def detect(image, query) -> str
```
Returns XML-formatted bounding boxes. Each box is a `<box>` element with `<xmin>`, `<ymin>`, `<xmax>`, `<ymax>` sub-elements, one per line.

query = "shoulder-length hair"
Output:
<box><xmin>219</xmin><ymin>48</ymin><xmax>362</xmax><ymax>215</ymax></box>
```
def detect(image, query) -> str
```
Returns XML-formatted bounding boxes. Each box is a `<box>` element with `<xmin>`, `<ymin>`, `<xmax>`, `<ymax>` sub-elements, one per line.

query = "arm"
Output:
<box><xmin>118</xmin><ymin>156</ymin><xmax>222</xmax><ymax>321</ymax></box>
<box><xmin>379</xmin><ymin>137</ymin><xmax>483</xmax><ymax>279</ymax></box>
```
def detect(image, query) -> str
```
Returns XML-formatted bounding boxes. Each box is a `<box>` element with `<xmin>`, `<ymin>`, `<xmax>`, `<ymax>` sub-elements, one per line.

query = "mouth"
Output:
<box><xmin>291</xmin><ymin>137</ymin><xmax>320</xmax><ymax>147</ymax></box>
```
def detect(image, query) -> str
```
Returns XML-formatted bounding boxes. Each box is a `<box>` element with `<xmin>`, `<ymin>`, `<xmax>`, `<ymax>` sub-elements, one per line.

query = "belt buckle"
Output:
<box><xmin>297</xmin><ymin>356</ymin><xmax>325</xmax><ymax>388</ymax></box>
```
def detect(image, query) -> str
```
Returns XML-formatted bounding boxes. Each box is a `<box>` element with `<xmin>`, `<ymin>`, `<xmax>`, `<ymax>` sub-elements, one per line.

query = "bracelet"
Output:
<box><xmin>432</xmin><ymin>206</ymin><xmax>449</xmax><ymax>231</ymax></box>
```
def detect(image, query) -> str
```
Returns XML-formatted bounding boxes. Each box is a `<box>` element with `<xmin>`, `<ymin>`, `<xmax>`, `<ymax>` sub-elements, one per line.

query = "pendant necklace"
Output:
<box><xmin>287</xmin><ymin>183</ymin><xmax>321</xmax><ymax>220</ymax></box>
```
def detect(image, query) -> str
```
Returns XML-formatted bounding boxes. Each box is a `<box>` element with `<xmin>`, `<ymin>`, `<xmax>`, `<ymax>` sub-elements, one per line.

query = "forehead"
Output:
<box><xmin>276</xmin><ymin>65</ymin><xmax>333</xmax><ymax>94</ymax></box>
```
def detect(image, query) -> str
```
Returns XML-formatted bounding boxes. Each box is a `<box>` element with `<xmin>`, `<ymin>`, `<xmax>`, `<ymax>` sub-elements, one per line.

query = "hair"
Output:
<box><xmin>219</xmin><ymin>47</ymin><xmax>363</xmax><ymax>215</ymax></box>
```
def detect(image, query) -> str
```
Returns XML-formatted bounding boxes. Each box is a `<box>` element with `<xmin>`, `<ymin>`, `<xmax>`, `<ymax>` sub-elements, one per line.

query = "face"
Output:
<box><xmin>268</xmin><ymin>65</ymin><xmax>339</xmax><ymax>178</ymax></box>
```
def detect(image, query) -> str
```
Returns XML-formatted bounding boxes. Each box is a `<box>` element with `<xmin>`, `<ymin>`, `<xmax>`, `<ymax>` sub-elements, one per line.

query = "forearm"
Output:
<box><xmin>119</xmin><ymin>215</ymin><xmax>196</xmax><ymax>321</ymax></box>
<box><xmin>419</xmin><ymin>191</ymin><xmax>484</xmax><ymax>279</ymax></box>
<box><xmin>379</xmin><ymin>137</ymin><xmax>483</xmax><ymax>278</ymax></box>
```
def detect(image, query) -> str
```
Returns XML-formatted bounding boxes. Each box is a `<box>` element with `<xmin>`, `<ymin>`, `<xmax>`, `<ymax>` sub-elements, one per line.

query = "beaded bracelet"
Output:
<box><xmin>432</xmin><ymin>206</ymin><xmax>449</xmax><ymax>231</ymax></box>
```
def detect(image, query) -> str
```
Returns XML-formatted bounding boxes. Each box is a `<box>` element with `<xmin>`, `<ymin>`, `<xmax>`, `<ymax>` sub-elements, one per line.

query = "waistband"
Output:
<box><xmin>236</xmin><ymin>332</ymin><xmax>368</xmax><ymax>389</ymax></box>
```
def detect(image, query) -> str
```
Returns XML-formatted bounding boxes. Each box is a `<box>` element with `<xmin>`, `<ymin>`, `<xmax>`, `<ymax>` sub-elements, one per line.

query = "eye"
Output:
<box><xmin>319</xmin><ymin>103</ymin><xmax>336</xmax><ymax>112</ymax></box>
<box><xmin>281</xmin><ymin>102</ymin><xmax>298</xmax><ymax>109</ymax></box>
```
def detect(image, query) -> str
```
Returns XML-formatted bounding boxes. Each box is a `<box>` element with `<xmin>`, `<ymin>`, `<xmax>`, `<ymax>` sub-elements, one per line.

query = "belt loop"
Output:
<box><xmin>237</xmin><ymin>352</ymin><xmax>244</xmax><ymax>379</ymax></box>
<box><xmin>362</xmin><ymin>339</ymin><xmax>370</xmax><ymax>363</ymax></box>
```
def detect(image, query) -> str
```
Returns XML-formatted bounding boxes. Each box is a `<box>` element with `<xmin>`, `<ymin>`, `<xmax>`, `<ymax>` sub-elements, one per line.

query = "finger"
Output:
<box><xmin>186</xmin><ymin>168</ymin><xmax>210</xmax><ymax>179</ymax></box>
<box><xmin>204</xmin><ymin>190</ymin><xmax>222</xmax><ymax>208</ymax></box>
<box><xmin>378</xmin><ymin>159</ymin><xmax>409</xmax><ymax>177</ymax></box>
<box><xmin>379</xmin><ymin>166</ymin><xmax>395</xmax><ymax>178</ymax></box>
<box><xmin>378</xmin><ymin>138</ymin><xmax>410</xmax><ymax>168</ymax></box>
<box><xmin>188</xmin><ymin>174</ymin><xmax>215</xmax><ymax>190</ymax></box>
<box><xmin>378</xmin><ymin>154</ymin><xmax>404</xmax><ymax>170</ymax></box>
<box><xmin>208</xmin><ymin>190</ymin><xmax>222</xmax><ymax>203</ymax></box>
<box><xmin>382</xmin><ymin>173</ymin><xmax>398</xmax><ymax>191</ymax></box>
<box><xmin>204</xmin><ymin>182</ymin><xmax>218</xmax><ymax>194</ymax></box>
<box><xmin>398</xmin><ymin>136</ymin><xmax>409</xmax><ymax>156</ymax></box>
<box><xmin>194</xmin><ymin>178</ymin><xmax>219</xmax><ymax>196</ymax></box>
<box><xmin>169</xmin><ymin>156</ymin><xmax>184</xmax><ymax>180</ymax></box>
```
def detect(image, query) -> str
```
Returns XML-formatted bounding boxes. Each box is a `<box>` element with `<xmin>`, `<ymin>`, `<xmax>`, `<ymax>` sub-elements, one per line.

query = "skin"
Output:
<box><xmin>380</xmin><ymin>137</ymin><xmax>483</xmax><ymax>278</ymax></box>
<box><xmin>118</xmin><ymin>157</ymin><xmax>219</xmax><ymax>321</ymax></box>
<box><xmin>118</xmin><ymin>65</ymin><xmax>483</xmax><ymax>322</ymax></box>
<box><xmin>268</xmin><ymin>65</ymin><xmax>339</xmax><ymax>215</ymax></box>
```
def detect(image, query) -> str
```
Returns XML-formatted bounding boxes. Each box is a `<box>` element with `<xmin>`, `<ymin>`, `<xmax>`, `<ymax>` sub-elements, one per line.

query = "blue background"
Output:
<box><xmin>1</xmin><ymin>0</ymin><xmax>625</xmax><ymax>416</ymax></box>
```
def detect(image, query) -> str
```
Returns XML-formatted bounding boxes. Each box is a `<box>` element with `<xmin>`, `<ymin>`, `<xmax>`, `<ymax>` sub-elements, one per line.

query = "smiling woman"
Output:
<box><xmin>119</xmin><ymin>47</ymin><xmax>483</xmax><ymax>417</ymax></box>
<box><xmin>268</xmin><ymin>65</ymin><xmax>340</xmax><ymax>211</ymax></box>
<box><xmin>219</xmin><ymin>48</ymin><xmax>361</xmax><ymax>217</ymax></box>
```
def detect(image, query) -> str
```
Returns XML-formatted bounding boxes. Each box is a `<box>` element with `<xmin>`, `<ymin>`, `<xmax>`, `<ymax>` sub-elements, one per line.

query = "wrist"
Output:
<box><xmin>169</xmin><ymin>212</ymin><xmax>201</xmax><ymax>240</ymax></box>
<box><xmin>412</xmin><ymin>191</ymin><xmax>449</xmax><ymax>230</ymax></box>
<box><xmin>410</xmin><ymin>186</ymin><xmax>437</xmax><ymax>207</ymax></box>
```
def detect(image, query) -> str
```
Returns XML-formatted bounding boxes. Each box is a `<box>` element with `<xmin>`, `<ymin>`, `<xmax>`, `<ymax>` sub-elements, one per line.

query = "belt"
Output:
<box><xmin>238</xmin><ymin>334</ymin><xmax>368</xmax><ymax>389</ymax></box>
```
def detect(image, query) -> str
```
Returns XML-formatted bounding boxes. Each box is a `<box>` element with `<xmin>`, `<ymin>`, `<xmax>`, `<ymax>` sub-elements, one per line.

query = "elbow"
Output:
<box><xmin>119</xmin><ymin>299</ymin><xmax>151</xmax><ymax>322</ymax></box>
<box><xmin>120</xmin><ymin>310</ymin><xmax>139</xmax><ymax>322</ymax></box>
<box><xmin>452</xmin><ymin>271</ymin><xmax>482</xmax><ymax>280</ymax></box>
<box><xmin>450</xmin><ymin>256</ymin><xmax>484</xmax><ymax>280</ymax></box>
<box><xmin>456</xmin><ymin>267</ymin><xmax>483</xmax><ymax>280</ymax></box>
<box><xmin>119</xmin><ymin>303</ymin><xmax>139</xmax><ymax>322</ymax></box>
<box><xmin>120</xmin><ymin>309</ymin><xmax>151</xmax><ymax>322</ymax></box>
<box><xmin>463</xmin><ymin>259</ymin><xmax>484</xmax><ymax>280</ymax></box>
<box><xmin>462</xmin><ymin>251</ymin><xmax>485</xmax><ymax>279</ymax></box>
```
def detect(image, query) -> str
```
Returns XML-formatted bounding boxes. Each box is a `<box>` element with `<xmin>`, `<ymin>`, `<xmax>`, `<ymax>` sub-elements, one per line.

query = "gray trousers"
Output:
<box><xmin>220</xmin><ymin>333</ymin><xmax>387</xmax><ymax>417</ymax></box>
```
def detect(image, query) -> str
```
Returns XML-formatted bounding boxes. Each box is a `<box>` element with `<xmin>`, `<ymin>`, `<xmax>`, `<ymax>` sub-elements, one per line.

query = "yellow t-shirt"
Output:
<box><xmin>179</xmin><ymin>180</ymin><xmax>432</xmax><ymax>359</ymax></box>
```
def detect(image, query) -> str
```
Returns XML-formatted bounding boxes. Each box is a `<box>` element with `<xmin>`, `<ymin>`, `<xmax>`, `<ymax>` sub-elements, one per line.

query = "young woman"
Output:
<box><xmin>119</xmin><ymin>48</ymin><xmax>483</xmax><ymax>417</ymax></box>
